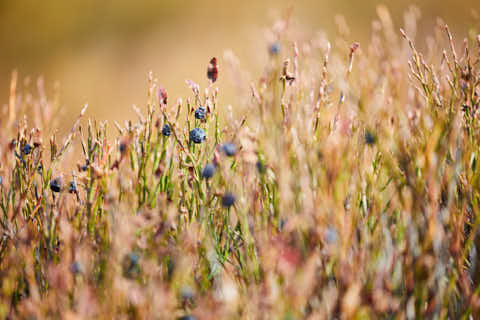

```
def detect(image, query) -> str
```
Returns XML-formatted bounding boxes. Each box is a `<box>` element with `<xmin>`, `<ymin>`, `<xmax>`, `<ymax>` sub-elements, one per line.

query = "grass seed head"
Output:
<box><xmin>157</xmin><ymin>85</ymin><xmax>168</xmax><ymax>106</ymax></box>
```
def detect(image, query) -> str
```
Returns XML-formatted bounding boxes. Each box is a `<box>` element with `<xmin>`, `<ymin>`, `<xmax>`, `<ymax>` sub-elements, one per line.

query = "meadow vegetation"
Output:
<box><xmin>1</xmin><ymin>6</ymin><xmax>480</xmax><ymax>319</ymax></box>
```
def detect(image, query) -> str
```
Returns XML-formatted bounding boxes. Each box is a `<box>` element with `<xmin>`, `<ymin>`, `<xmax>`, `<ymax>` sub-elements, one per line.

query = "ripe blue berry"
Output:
<box><xmin>222</xmin><ymin>143</ymin><xmax>236</xmax><ymax>157</ymax></box>
<box><xmin>256</xmin><ymin>161</ymin><xmax>265</xmax><ymax>174</ymax></box>
<box><xmin>50</xmin><ymin>178</ymin><xmax>62</xmax><ymax>193</ymax></box>
<box><xmin>201</xmin><ymin>163</ymin><xmax>216</xmax><ymax>179</ymax></box>
<box><xmin>128</xmin><ymin>252</ymin><xmax>139</xmax><ymax>265</ymax></box>
<box><xmin>22</xmin><ymin>144</ymin><xmax>33</xmax><ymax>155</ymax></box>
<box><xmin>221</xmin><ymin>192</ymin><xmax>236</xmax><ymax>208</ymax></box>
<box><xmin>162</xmin><ymin>124</ymin><xmax>171</xmax><ymax>137</ymax></box>
<box><xmin>123</xmin><ymin>252</ymin><xmax>140</xmax><ymax>278</ymax></box>
<box><xmin>71</xmin><ymin>261</ymin><xmax>84</xmax><ymax>275</ymax></box>
<box><xmin>180</xmin><ymin>286</ymin><xmax>195</xmax><ymax>307</ymax></box>
<box><xmin>194</xmin><ymin>106</ymin><xmax>206</xmax><ymax>120</ymax></box>
<box><xmin>324</xmin><ymin>227</ymin><xmax>339</xmax><ymax>244</ymax></box>
<box><xmin>119</xmin><ymin>142</ymin><xmax>127</xmax><ymax>154</ymax></box>
<box><xmin>269</xmin><ymin>42</ymin><xmax>281</xmax><ymax>55</ymax></box>
<box><xmin>364</xmin><ymin>130</ymin><xmax>377</xmax><ymax>145</ymax></box>
<box><xmin>69</xmin><ymin>181</ymin><xmax>77</xmax><ymax>193</ymax></box>
<box><xmin>189</xmin><ymin>128</ymin><xmax>206</xmax><ymax>144</ymax></box>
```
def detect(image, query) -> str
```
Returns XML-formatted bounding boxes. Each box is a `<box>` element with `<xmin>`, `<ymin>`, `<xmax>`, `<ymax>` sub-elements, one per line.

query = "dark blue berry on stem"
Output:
<box><xmin>194</xmin><ymin>107</ymin><xmax>206</xmax><ymax>120</ymax></box>
<box><xmin>201</xmin><ymin>163</ymin><xmax>216</xmax><ymax>179</ymax></box>
<box><xmin>256</xmin><ymin>161</ymin><xmax>265</xmax><ymax>174</ymax></box>
<box><xmin>364</xmin><ymin>130</ymin><xmax>377</xmax><ymax>145</ymax></box>
<box><xmin>324</xmin><ymin>227</ymin><xmax>339</xmax><ymax>244</ymax></box>
<box><xmin>180</xmin><ymin>286</ymin><xmax>195</xmax><ymax>306</ymax></box>
<box><xmin>123</xmin><ymin>251</ymin><xmax>140</xmax><ymax>278</ymax></box>
<box><xmin>50</xmin><ymin>178</ymin><xmax>62</xmax><ymax>193</ymax></box>
<box><xmin>119</xmin><ymin>142</ymin><xmax>127</xmax><ymax>154</ymax></box>
<box><xmin>221</xmin><ymin>192</ymin><xmax>236</xmax><ymax>208</ymax></box>
<box><xmin>22</xmin><ymin>144</ymin><xmax>33</xmax><ymax>155</ymax></box>
<box><xmin>69</xmin><ymin>181</ymin><xmax>77</xmax><ymax>194</ymax></box>
<box><xmin>269</xmin><ymin>42</ymin><xmax>281</xmax><ymax>55</ymax></box>
<box><xmin>128</xmin><ymin>252</ymin><xmax>139</xmax><ymax>265</ymax></box>
<box><xmin>162</xmin><ymin>124</ymin><xmax>171</xmax><ymax>137</ymax></box>
<box><xmin>189</xmin><ymin>128</ymin><xmax>206</xmax><ymax>144</ymax></box>
<box><xmin>71</xmin><ymin>261</ymin><xmax>84</xmax><ymax>275</ymax></box>
<box><xmin>222</xmin><ymin>142</ymin><xmax>236</xmax><ymax>157</ymax></box>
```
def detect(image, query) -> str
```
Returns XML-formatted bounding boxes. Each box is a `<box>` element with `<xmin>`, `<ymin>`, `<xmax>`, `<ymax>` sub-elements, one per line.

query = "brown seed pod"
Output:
<box><xmin>157</xmin><ymin>85</ymin><xmax>168</xmax><ymax>106</ymax></box>
<box><xmin>207</xmin><ymin>57</ymin><xmax>218</xmax><ymax>83</ymax></box>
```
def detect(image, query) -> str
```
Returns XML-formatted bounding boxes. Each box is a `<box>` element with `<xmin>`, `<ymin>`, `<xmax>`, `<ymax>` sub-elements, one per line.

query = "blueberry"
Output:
<box><xmin>222</xmin><ymin>143</ymin><xmax>236</xmax><ymax>157</ymax></box>
<box><xmin>194</xmin><ymin>107</ymin><xmax>206</xmax><ymax>120</ymax></box>
<box><xmin>50</xmin><ymin>178</ymin><xmax>62</xmax><ymax>193</ymax></box>
<box><xmin>256</xmin><ymin>161</ymin><xmax>265</xmax><ymax>174</ymax></box>
<box><xmin>181</xmin><ymin>287</ymin><xmax>195</xmax><ymax>301</ymax></box>
<box><xmin>71</xmin><ymin>261</ymin><xmax>84</xmax><ymax>275</ymax></box>
<box><xmin>189</xmin><ymin>128</ymin><xmax>206</xmax><ymax>144</ymax></box>
<box><xmin>221</xmin><ymin>192</ymin><xmax>236</xmax><ymax>208</ymax></box>
<box><xmin>128</xmin><ymin>252</ymin><xmax>139</xmax><ymax>265</ymax></box>
<box><xmin>269</xmin><ymin>42</ymin><xmax>281</xmax><ymax>55</ymax></box>
<box><xmin>119</xmin><ymin>142</ymin><xmax>127</xmax><ymax>154</ymax></box>
<box><xmin>69</xmin><ymin>181</ymin><xmax>77</xmax><ymax>194</ymax></box>
<box><xmin>162</xmin><ymin>124</ymin><xmax>171</xmax><ymax>137</ymax></box>
<box><xmin>201</xmin><ymin>163</ymin><xmax>216</xmax><ymax>179</ymax></box>
<box><xmin>22</xmin><ymin>144</ymin><xmax>33</xmax><ymax>155</ymax></box>
<box><xmin>180</xmin><ymin>286</ymin><xmax>195</xmax><ymax>306</ymax></box>
<box><xmin>123</xmin><ymin>252</ymin><xmax>140</xmax><ymax>278</ymax></box>
<box><xmin>364</xmin><ymin>130</ymin><xmax>377</xmax><ymax>145</ymax></box>
<box><xmin>324</xmin><ymin>227</ymin><xmax>339</xmax><ymax>244</ymax></box>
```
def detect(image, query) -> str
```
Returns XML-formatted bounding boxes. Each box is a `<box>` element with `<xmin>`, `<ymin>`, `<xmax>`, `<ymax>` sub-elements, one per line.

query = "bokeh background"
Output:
<box><xmin>0</xmin><ymin>0</ymin><xmax>478</xmax><ymax>131</ymax></box>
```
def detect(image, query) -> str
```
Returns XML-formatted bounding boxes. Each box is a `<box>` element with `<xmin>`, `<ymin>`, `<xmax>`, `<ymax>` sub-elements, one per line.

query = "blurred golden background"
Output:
<box><xmin>0</xmin><ymin>0</ymin><xmax>478</xmax><ymax>131</ymax></box>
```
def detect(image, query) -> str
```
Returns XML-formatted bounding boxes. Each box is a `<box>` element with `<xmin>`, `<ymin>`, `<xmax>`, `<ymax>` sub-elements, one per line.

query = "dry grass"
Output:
<box><xmin>1</xmin><ymin>6</ymin><xmax>480</xmax><ymax>319</ymax></box>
